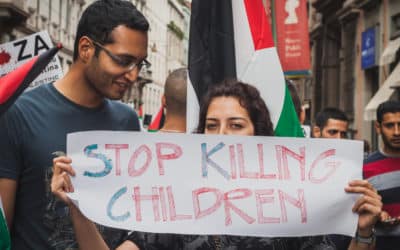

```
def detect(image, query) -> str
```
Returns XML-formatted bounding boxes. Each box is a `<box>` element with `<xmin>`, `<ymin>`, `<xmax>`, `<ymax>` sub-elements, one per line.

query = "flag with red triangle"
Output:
<box><xmin>138</xmin><ymin>104</ymin><xmax>143</xmax><ymax>120</ymax></box>
<box><xmin>0</xmin><ymin>44</ymin><xmax>62</xmax><ymax>116</ymax></box>
<box><xmin>147</xmin><ymin>106</ymin><xmax>165</xmax><ymax>132</ymax></box>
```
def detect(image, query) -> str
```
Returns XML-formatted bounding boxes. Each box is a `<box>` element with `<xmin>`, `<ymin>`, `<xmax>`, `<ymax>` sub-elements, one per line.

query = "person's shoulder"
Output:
<box><xmin>108</xmin><ymin>101</ymin><xmax>135</xmax><ymax>114</ymax></box>
<box><xmin>13</xmin><ymin>83</ymin><xmax>53</xmax><ymax>105</ymax></box>
<box><xmin>106</xmin><ymin>100</ymin><xmax>140</xmax><ymax>130</ymax></box>
<box><xmin>364</xmin><ymin>151</ymin><xmax>385</xmax><ymax>164</ymax></box>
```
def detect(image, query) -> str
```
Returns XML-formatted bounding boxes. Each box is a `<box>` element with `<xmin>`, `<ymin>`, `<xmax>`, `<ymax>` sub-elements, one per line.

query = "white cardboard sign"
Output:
<box><xmin>67</xmin><ymin>131</ymin><xmax>362</xmax><ymax>237</ymax></box>
<box><xmin>0</xmin><ymin>31</ymin><xmax>63</xmax><ymax>88</ymax></box>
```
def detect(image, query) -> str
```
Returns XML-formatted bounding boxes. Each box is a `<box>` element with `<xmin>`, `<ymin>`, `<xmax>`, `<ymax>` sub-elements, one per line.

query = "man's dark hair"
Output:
<box><xmin>164</xmin><ymin>68</ymin><xmax>187</xmax><ymax>117</ymax></box>
<box><xmin>196</xmin><ymin>79</ymin><xmax>274</xmax><ymax>136</ymax></box>
<box><xmin>286</xmin><ymin>80</ymin><xmax>302</xmax><ymax>120</ymax></box>
<box><xmin>376</xmin><ymin>100</ymin><xmax>400</xmax><ymax>123</ymax></box>
<box><xmin>73</xmin><ymin>0</ymin><xmax>149</xmax><ymax>60</ymax></box>
<box><xmin>315</xmin><ymin>107</ymin><xmax>349</xmax><ymax>129</ymax></box>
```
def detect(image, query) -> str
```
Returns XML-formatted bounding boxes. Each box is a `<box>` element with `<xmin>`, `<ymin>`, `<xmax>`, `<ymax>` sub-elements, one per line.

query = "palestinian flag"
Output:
<box><xmin>0</xmin><ymin>197</ymin><xmax>10</xmax><ymax>250</ymax></box>
<box><xmin>138</xmin><ymin>103</ymin><xmax>143</xmax><ymax>120</ymax></box>
<box><xmin>137</xmin><ymin>103</ymin><xmax>144</xmax><ymax>129</ymax></box>
<box><xmin>187</xmin><ymin>0</ymin><xmax>303</xmax><ymax>137</ymax></box>
<box><xmin>0</xmin><ymin>44</ymin><xmax>62</xmax><ymax>116</ymax></box>
<box><xmin>147</xmin><ymin>106</ymin><xmax>165</xmax><ymax>132</ymax></box>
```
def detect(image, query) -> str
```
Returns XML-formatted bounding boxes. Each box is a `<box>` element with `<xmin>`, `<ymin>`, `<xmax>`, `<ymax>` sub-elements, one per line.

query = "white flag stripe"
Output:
<box><xmin>0</xmin><ymin>196</ymin><xmax>4</xmax><ymax>217</ymax></box>
<box><xmin>232</xmin><ymin>1</ymin><xmax>286</xmax><ymax>128</ymax></box>
<box><xmin>232</xmin><ymin>0</ymin><xmax>255</xmax><ymax>78</ymax></box>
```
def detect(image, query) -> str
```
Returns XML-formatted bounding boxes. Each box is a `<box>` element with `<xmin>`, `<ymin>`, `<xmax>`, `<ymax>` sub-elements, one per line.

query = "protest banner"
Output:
<box><xmin>67</xmin><ymin>131</ymin><xmax>362</xmax><ymax>237</ymax></box>
<box><xmin>0</xmin><ymin>31</ymin><xmax>63</xmax><ymax>88</ymax></box>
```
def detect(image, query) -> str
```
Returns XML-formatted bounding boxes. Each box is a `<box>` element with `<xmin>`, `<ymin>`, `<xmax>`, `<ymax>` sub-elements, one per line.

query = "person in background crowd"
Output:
<box><xmin>52</xmin><ymin>80</ymin><xmax>381</xmax><ymax>250</ymax></box>
<box><xmin>363</xmin><ymin>139</ymin><xmax>371</xmax><ymax>159</ymax></box>
<box><xmin>286</xmin><ymin>80</ymin><xmax>305</xmax><ymax>124</ymax></box>
<box><xmin>286</xmin><ymin>80</ymin><xmax>309</xmax><ymax>137</ymax></box>
<box><xmin>313</xmin><ymin>107</ymin><xmax>349</xmax><ymax>139</ymax></box>
<box><xmin>312</xmin><ymin>107</ymin><xmax>378</xmax><ymax>249</ymax></box>
<box><xmin>363</xmin><ymin>100</ymin><xmax>400</xmax><ymax>250</ymax></box>
<box><xmin>159</xmin><ymin>68</ymin><xmax>188</xmax><ymax>133</ymax></box>
<box><xmin>0</xmin><ymin>0</ymin><xmax>150</xmax><ymax>248</ymax></box>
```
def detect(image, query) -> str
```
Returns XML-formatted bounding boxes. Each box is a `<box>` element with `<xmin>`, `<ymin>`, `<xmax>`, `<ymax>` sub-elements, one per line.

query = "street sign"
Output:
<box><xmin>0</xmin><ymin>31</ymin><xmax>63</xmax><ymax>88</ymax></box>
<box><xmin>362</xmin><ymin>27</ymin><xmax>376</xmax><ymax>69</ymax></box>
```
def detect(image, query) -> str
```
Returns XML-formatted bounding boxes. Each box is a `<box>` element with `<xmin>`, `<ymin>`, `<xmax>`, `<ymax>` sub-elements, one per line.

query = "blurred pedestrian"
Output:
<box><xmin>313</xmin><ymin>107</ymin><xmax>349</xmax><ymax>139</ymax></box>
<box><xmin>364</xmin><ymin>100</ymin><xmax>400</xmax><ymax>250</ymax></box>
<box><xmin>363</xmin><ymin>139</ymin><xmax>371</xmax><ymax>159</ymax></box>
<box><xmin>159</xmin><ymin>68</ymin><xmax>188</xmax><ymax>133</ymax></box>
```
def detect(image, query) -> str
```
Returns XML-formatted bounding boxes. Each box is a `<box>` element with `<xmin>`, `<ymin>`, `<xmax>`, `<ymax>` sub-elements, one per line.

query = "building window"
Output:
<box><xmin>391</xmin><ymin>13</ymin><xmax>400</xmax><ymax>39</ymax></box>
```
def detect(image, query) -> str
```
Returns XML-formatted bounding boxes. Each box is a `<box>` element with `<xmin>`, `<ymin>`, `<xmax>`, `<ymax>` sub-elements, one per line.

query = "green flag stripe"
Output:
<box><xmin>274</xmin><ymin>86</ymin><xmax>304</xmax><ymax>137</ymax></box>
<box><xmin>0</xmin><ymin>209</ymin><xmax>11</xmax><ymax>250</ymax></box>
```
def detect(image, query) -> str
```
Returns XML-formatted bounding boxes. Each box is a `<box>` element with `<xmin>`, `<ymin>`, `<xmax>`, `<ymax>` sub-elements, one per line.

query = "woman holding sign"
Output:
<box><xmin>52</xmin><ymin>80</ymin><xmax>382</xmax><ymax>250</ymax></box>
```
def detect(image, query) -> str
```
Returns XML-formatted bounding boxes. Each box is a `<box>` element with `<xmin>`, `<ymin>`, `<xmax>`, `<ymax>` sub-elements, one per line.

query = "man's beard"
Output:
<box><xmin>381</xmin><ymin>133</ymin><xmax>400</xmax><ymax>153</ymax></box>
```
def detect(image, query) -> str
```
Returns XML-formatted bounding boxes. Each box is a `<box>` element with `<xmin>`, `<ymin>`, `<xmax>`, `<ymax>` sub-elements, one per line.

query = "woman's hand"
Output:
<box><xmin>51</xmin><ymin>155</ymin><xmax>76</xmax><ymax>206</ymax></box>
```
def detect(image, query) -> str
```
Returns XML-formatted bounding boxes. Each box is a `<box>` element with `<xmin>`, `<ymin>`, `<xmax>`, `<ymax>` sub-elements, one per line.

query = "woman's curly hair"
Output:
<box><xmin>196</xmin><ymin>79</ymin><xmax>274</xmax><ymax>136</ymax></box>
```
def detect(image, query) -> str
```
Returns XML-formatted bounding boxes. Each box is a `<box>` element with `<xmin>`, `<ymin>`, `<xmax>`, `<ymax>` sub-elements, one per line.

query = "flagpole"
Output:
<box><xmin>270</xmin><ymin>0</ymin><xmax>278</xmax><ymax>45</ymax></box>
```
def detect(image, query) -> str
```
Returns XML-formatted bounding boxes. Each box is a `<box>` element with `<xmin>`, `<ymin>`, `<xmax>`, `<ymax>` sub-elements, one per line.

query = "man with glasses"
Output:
<box><xmin>0</xmin><ymin>0</ymin><xmax>149</xmax><ymax>249</ymax></box>
<box><xmin>312</xmin><ymin>107</ymin><xmax>350</xmax><ymax>139</ymax></box>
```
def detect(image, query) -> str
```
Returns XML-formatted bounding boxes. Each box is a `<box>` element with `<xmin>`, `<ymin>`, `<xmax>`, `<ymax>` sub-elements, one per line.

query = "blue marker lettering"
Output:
<box><xmin>83</xmin><ymin>144</ymin><xmax>112</xmax><ymax>177</ymax></box>
<box><xmin>107</xmin><ymin>186</ymin><xmax>130</xmax><ymax>222</ymax></box>
<box><xmin>201</xmin><ymin>142</ymin><xmax>230</xmax><ymax>180</ymax></box>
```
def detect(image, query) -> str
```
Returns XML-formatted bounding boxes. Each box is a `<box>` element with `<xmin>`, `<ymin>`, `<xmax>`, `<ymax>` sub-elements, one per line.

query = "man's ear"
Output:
<box><xmin>161</xmin><ymin>95</ymin><xmax>166</xmax><ymax>108</ymax></box>
<box><xmin>77</xmin><ymin>37</ymin><xmax>94</xmax><ymax>63</ymax></box>
<box><xmin>312</xmin><ymin>126</ymin><xmax>321</xmax><ymax>138</ymax></box>
<box><xmin>374</xmin><ymin>121</ymin><xmax>381</xmax><ymax>135</ymax></box>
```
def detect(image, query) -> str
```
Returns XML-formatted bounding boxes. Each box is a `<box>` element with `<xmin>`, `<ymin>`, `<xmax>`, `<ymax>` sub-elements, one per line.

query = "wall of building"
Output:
<box><xmin>311</xmin><ymin>0</ymin><xmax>400</xmax><ymax>147</ymax></box>
<box><xmin>140</xmin><ymin>0</ymin><xmax>189</xmax><ymax>118</ymax></box>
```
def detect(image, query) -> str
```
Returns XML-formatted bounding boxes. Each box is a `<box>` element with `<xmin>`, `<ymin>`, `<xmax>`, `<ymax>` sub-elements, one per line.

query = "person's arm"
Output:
<box><xmin>52</xmin><ymin>156</ymin><xmax>139</xmax><ymax>250</ymax></box>
<box><xmin>345</xmin><ymin>180</ymin><xmax>382</xmax><ymax>250</ymax></box>
<box><xmin>0</xmin><ymin>178</ymin><xmax>17</xmax><ymax>230</ymax></box>
<box><xmin>69</xmin><ymin>204</ymin><xmax>134</xmax><ymax>250</ymax></box>
<box><xmin>0</xmin><ymin>108</ymin><xmax>21</xmax><ymax>231</ymax></box>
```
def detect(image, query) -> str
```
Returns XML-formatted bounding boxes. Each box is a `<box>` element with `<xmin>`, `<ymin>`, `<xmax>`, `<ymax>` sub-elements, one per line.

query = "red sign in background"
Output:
<box><xmin>274</xmin><ymin>0</ymin><xmax>311</xmax><ymax>73</ymax></box>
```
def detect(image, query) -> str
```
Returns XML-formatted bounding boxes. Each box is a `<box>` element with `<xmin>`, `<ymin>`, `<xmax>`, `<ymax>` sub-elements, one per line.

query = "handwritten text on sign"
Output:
<box><xmin>67</xmin><ymin>131</ymin><xmax>362</xmax><ymax>237</ymax></box>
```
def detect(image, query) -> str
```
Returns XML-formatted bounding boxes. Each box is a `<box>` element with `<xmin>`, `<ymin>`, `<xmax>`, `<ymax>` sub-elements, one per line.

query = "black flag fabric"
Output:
<box><xmin>188</xmin><ymin>0</ymin><xmax>236</xmax><ymax>100</ymax></box>
<box><xmin>187</xmin><ymin>0</ymin><xmax>236</xmax><ymax>131</ymax></box>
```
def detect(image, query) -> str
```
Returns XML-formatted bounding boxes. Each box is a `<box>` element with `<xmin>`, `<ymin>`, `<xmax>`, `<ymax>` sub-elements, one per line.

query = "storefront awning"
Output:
<box><xmin>380</xmin><ymin>37</ymin><xmax>400</xmax><ymax>65</ymax></box>
<box><xmin>364</xmin><ymin>63</ymin><xmax>400</xmax><ymax>120</ymax></box>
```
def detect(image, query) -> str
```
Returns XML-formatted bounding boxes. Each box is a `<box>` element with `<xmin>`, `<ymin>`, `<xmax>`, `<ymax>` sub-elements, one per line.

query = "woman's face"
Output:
<box><xmin>205</xmin><ymin>96</ymin><xmax>255</xmax><ymax>136</ymax></box>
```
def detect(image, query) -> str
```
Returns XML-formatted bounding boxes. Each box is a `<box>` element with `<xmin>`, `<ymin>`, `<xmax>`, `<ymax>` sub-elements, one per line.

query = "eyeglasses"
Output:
<box><xmin>89</xmin><ymin>38</ymin><xmax>151</xmax><ymax>72</ymax></box>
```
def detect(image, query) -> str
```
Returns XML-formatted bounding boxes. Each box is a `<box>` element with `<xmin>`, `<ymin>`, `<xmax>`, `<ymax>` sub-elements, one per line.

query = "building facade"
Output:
<box><xmin>0</xmin><ymin>0</ymin><xmax>86</xmax><ymax>71</ymax></box>
<box><xmin>310</xmin><ymin>0</ymin><xmax>400</xmax><ymax>148</ymax></box>
<box><xmin>140</xmin><ymin>0</ymin><xmax>189</xmax><ymax>122</ymax></box>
